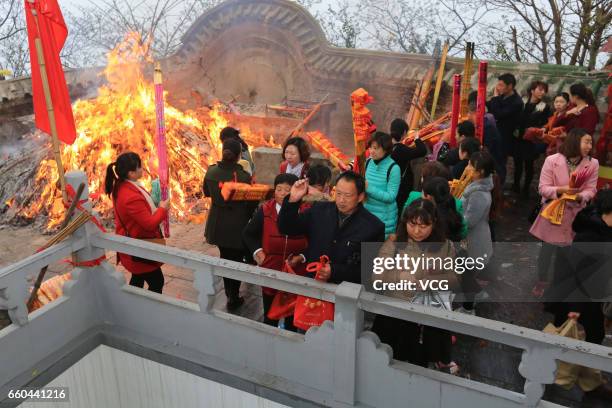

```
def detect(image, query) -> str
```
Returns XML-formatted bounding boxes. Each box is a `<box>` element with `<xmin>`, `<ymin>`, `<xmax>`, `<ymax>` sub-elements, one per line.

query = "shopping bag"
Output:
<box><xmin>293</xmin><ymin>295</ymin><xmax>335</xmax><ymax>331</ymax></box>
<box><xmin>293</xmin><ymin>255</ymin><xmax>335</xmax><ymax>331</ymax></box>
<box><xmin>267</xmin><ymin>261</ymin><xmax>297</xmax><ymax>321</ymax></box>
<box><xmin>543</xmin><ymin>314</ymin><xmax>604</xmax><ymax>391</ymax></box>
<box><xmin>268</xmin><ymin>292</ymin><xmax>297</xmax><ymax>320</ymax></box>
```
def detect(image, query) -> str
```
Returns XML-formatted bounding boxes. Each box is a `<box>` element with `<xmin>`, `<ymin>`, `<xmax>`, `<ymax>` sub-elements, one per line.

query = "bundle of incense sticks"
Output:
<box><xmin>221</xmin><ymin>182</ymin><xmax>273</xmax><ymax>202</ymax></box>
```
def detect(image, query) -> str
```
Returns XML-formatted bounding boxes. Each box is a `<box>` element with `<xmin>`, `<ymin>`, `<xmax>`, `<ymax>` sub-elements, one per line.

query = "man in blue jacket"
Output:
<box><xmin>278</xmin><ymin>172</ymin><xmax>385</xmax><ymax>284</ymax></box>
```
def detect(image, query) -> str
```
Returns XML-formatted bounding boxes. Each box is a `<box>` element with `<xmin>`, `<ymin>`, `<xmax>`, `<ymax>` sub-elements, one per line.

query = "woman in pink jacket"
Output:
<box><xmin>530</xmin><ymin>128</ymin><xmax>599</xmax><ymax>297</ymax></box>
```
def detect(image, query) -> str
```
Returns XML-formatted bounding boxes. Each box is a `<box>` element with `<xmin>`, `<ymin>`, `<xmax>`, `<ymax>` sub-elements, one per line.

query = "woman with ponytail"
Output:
<box><xmin>203</xmin><ymin>139</ymin><xmax>257</xmax><ymax>311</ymax></box>
<box><xmin>104</xmin><ymin>152</ymin><xmax>169</xmax><ymax>293</ymax></box>
<box><xmin>422</xmin><ymin>177</ymin><xmax>466</xmax><ymax>242</ymax></box>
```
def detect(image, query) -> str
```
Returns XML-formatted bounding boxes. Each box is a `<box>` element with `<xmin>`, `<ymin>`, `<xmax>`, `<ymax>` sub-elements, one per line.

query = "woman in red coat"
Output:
<box><xmin>563</xmin><ymin>83</ymin><xmax>600</xmax><ymax>135</ymax></box>
<box><xmin>105</xmin><ymin>152</ymin><xmax>169</xmax><ymax>293</ymax></box>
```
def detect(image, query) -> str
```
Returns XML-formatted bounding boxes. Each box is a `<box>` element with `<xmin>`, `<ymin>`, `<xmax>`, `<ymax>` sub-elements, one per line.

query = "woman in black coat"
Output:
<box><xmin>204</xmin><ymin>139</ymin><xmax>257</xmax><ymax>310</ymax></box>
<box><xmin>514</xmin><ymin>81</ymin><xmax>552</xmax><ymax>197</ymax></box>
<box><xmin>547</xmin><ymin>189</ymin><xmax>612</xmax><ymax>345</ymax></box>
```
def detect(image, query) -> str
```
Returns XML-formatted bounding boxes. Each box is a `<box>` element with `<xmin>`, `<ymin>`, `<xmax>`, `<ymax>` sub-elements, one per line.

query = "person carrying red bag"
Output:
<box><xmin>243</xmin><ymin>173</ymin><xmax>308</xmax><ymax>331</ymax></box>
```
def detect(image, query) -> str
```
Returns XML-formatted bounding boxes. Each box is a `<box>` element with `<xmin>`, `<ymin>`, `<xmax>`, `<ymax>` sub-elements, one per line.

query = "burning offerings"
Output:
<box><xmin>5</xmin><ymin>33</ymin><xmax>279</xmax><ymax>229</ymax></box>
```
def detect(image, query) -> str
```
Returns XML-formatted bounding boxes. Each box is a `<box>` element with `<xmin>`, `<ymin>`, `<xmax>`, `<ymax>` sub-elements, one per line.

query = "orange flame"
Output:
<box><xmin>14</xmin><ymin>33</ymin><xmax>278</xmax><ymax>229</ymax></box>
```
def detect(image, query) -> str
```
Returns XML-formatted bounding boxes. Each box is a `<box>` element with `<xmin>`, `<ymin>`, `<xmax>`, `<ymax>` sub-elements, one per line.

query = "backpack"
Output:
<box><xmin>365</xmin><ymin>158</ymin><xmax>398</xmax><ymax>182</ymax></box>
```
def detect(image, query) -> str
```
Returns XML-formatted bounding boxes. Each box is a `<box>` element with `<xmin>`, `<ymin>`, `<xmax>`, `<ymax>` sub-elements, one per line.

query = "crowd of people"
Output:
<box><xmin>103</xmin><ymin>74</ymin><xmax>610</xmax><ymax>392</ymax></box>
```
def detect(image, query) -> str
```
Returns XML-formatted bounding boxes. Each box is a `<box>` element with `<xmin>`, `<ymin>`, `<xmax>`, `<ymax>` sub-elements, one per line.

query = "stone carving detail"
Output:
<box><xmin>0</xmin><ymin>282</ymin><xmax>28</xmax><ymax>326</ymax></box>
<box><xmin>518</xmin><ymin>346</ymin><xmax>558</xmax><ymax>407</ymax></box>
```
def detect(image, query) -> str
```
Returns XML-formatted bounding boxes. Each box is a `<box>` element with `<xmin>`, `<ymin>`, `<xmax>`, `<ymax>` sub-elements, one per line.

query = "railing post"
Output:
<box><xmin>65</xmin><ymin>171</ymin><xmax>105</xmax><ymax>264</ymax></box>
<box><xmin>193</xmin><ymin>265</ymin><xmax>218</xmax><ymax>312</ymax></box>
<box><xmin>518</xmin><ymin>346</ymin><xmax>558</xmax><ymax>407</ymax></box>
<box><xmin>62</xmin><ymin>171</ymin><xmax>111</xmax><ymax>295</ymax></box>
<box><xmin>0</xmin><ymin>281</ymin><xmax>28</xmax><ymax>326</ymax></box>
<box><xmin>332</xmin><ymin>281</ymin><xmax>363</xmax><ymax>405</ymax></box>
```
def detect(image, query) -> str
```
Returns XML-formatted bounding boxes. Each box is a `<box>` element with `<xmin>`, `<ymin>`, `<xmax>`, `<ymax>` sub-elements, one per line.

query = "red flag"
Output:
<box><xmin>25</xmin><ymin>0</ymin><xmax>76</xmax><ymax>145</ymax></box>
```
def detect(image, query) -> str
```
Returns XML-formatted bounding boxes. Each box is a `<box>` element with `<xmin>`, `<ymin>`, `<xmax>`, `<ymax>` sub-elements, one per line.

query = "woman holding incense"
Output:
<box><xmin>371</xmin><ymin>199</ymin><xmax>459</xmax><ymax>373</ymax></box>
<box><xmin>529</xmin><ymin>128</ymin><xmax>599</xmax><ymax>298</ymax></box>
<box><xmin>105</xmin><ymin>152</ymin><xmax>169</xmax><ymax>293</ymax></box>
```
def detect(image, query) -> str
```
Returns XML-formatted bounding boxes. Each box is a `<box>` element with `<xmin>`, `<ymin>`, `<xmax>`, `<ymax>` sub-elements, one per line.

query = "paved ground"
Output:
<box><xmin>0</xmin><ymin>221</ymin><xmax>266</xmax><ymax>326</ymax></box>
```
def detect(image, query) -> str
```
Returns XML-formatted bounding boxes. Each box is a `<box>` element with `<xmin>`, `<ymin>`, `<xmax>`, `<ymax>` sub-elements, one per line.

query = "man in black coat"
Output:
<box><xmin>389</xmin><ymin>118</ymin><xmax>427</xmax><ymax>215</ymax></box>
<box><xmin>486</xmin><ymin>73</ymin><xmax>524</xmax><ymax>185</ymax></box>
<box><xmin>278</xmin><ymin>171</ymin><xmax>385</xmax><ymax>284</ymax></box>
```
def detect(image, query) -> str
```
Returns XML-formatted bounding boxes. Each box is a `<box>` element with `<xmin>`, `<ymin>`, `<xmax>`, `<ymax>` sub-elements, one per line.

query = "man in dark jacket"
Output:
<box><xmin>486</xmin><ymin>73</ymin><xmax>524</xmax><ymax>185</ymax></box>
<box><xmin>547</xmin><ymin>190</ymin><xmax>612</xmax><ymax>346</ymax></box>
<box><xmin>441</xmin><ymin>120</ymin><xmax>475</xmax><ymax>168</ymax></box>
<box><xmin>389</xmin><ymin>118</ymin><xmax>427</xmax><ymax>215</ymax></box>
<box><xmin>278</xmin><ymin>172</ymin><xmax>385</xmax><ymax>284</ymax></box>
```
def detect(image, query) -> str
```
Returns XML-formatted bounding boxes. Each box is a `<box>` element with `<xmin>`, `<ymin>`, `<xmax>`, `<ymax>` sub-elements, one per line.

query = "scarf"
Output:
<box><xmin>127</xmin><ymin>180</ymin><xmax>157</xmax><ymax>214</ymax></box>
<box><xmin>286</xmin><ymin>162</ymin><xmax>305</xmax><ymax>177</ymax></box>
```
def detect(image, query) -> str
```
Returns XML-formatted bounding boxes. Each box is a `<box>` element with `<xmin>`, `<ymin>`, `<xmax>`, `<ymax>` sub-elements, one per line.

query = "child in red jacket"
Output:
<box><xmin>243</xmin><ymin>173</ymin><xmax>308</xmax><ymax>330</ymax></box>
<box><xmin>105</xmin><ymin>152</ymin><xmax>169</xmax><ymax>293</ymax></box>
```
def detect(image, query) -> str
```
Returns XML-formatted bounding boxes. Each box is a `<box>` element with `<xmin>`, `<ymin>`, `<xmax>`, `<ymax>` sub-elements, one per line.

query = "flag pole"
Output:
<box><xmin>27</xmin><ymin>1</ymin><xmax>68</xmax><ymax>203</ymax></box>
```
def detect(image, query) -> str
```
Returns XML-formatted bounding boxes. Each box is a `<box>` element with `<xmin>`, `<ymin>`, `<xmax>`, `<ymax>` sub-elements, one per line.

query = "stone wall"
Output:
<box><xmin>0</xmin><ymin>0</ymin><xmax>609</xmax><ymax>153</ymax></box>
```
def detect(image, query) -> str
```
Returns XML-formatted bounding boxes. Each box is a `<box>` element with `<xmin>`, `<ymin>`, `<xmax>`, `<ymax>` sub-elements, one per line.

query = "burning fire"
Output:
<box><xmin>13</xmin><ymin>33</ymin><xmax>278</xmax><ymax>229</ymax></box>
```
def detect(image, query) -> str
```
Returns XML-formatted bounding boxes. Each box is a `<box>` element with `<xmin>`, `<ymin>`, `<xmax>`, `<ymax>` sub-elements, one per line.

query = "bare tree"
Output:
<box><xmin>484</xmin><ymin>0</ymin><xmax>611</xmax><ymax>69</ymax></box>
<box><xmin>358</xmin><ymin>0</ymin><xmax>487</xmax><ymax>55</ymax></box>
<box><xmin>319</xmin><ymin>0</ymin><xmax>362</xmax><ymax>48</ymax></box>
<box><xmin>0</xmin><ymin>0</ymin><xmax>22</xmax><ymax>42</ymax></box>
<box><xmin>0</xmin><ymin>0</ymin><xmax>26</xmax><ymax>76</ymax></box>
<box><xmin>435</xmin><ymin>0</ymin><xmax>490</xmax><ymax>55</ymax></box>
<box><xmin>69</xmin><ymin>0</ymin><xmax>222</xmax><ymax>63</ymax></box>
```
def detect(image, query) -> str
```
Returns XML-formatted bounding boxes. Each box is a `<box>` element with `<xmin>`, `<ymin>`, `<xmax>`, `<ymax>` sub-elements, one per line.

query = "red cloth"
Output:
<box><xmin>595</xmin><ymin>82</ymin><xmax>612</xmax><ymax>161</ymax></box>
<box><xmin>260</xmin><ymin>199</ymin><xmax>307</xmax><ymax>295</ymax></box>
<box><xmin>25</xmin><ymin>0</ymin><xmax>76</xmax><ymax>144</ymax></box>
<box><xmin>114</xmin><ymin>182</ymin><xmax>167</xmax><ymax>274</ymax></box>
<box><xmin>563</xmin><ymin>105</ymin><xmax>600</xmax><ymax>136</ymax></box>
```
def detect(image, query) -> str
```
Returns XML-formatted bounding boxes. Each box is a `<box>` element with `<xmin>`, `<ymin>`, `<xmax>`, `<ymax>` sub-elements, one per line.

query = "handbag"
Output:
<box><xmin>115</xmin><ymin>207</ymin><xmax>166</xmax><ymax>265</ymax></box>
<box><xmin>293</xmin><ymin>256</ymin><xmax>335</xmax><ymax>331</ymax></box>
<box><xmin>542</xmin><ymin>315</ymin><xmax>603</xmax><ymax>391</ymax></box>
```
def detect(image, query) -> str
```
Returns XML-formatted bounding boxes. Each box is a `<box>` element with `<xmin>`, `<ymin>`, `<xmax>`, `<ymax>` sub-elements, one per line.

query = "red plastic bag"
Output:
<box><xmin>293</xmin><ymin>296</ymin><xmax>335</xmax><ymax>330</ymax></box>
<box><xmin>267</xmin><ymin>260</ymin><xmax>297</xmax><ymax>321</ymax></box>
<box><xmin>293</xmin><ymin>255</ymin><xmax>335</xmax><ymax>331</ymax></box>
<box><xmin>267</xmin><ymin>292</ymin><xmax>297</xmax><ymax>320</ymax></box>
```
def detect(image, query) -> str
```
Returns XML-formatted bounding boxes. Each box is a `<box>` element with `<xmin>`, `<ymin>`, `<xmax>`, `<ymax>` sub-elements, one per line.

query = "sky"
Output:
<box><xmin>60</xmin><ymin>0</ymin><xmax>608</xmax><ymax>68</ymax></box>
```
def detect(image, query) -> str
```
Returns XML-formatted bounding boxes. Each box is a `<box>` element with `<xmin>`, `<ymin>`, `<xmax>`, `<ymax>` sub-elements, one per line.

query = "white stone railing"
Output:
<box><xmin>1</xmin><ymin>171</ymin><xmax>611</xmax><ymax>408</ymax></box>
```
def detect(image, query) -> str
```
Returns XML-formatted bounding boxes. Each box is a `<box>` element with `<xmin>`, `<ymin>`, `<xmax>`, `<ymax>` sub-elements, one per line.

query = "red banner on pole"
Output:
<box><xmin>25</xmin><ymin>0</ymin><xmax>76</xmax><ymax>145</ymax></box>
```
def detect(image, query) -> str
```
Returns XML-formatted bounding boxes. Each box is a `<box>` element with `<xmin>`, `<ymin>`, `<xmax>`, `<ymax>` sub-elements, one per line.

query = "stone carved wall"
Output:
<box><xmin>0</xmin><ymin>0</ymin><xmax>608</xmax><ymax>153</ymax></box>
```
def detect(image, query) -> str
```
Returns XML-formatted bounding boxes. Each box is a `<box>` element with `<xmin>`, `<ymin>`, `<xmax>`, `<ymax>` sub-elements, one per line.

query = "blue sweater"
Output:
<box><xmin>364</xmin><ymin>155</ymin><xmax>401</xmax><ymax>237</ymax></box>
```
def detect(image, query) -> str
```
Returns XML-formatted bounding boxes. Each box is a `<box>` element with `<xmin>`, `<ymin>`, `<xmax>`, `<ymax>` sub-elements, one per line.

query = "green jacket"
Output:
<box><xmin>403</xmin><ymin>191</ymin><xmax>468</xmax><ymax>239</ymax></box>
<box><xmin>203</xmin><ymin>162</ymin><xmax>257</xmax><ymax>249</ymax></box>
<box><xmin>364</xmin><ymin>155</ymin><xmax>401</xmax><ymax>238</ymax></box>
